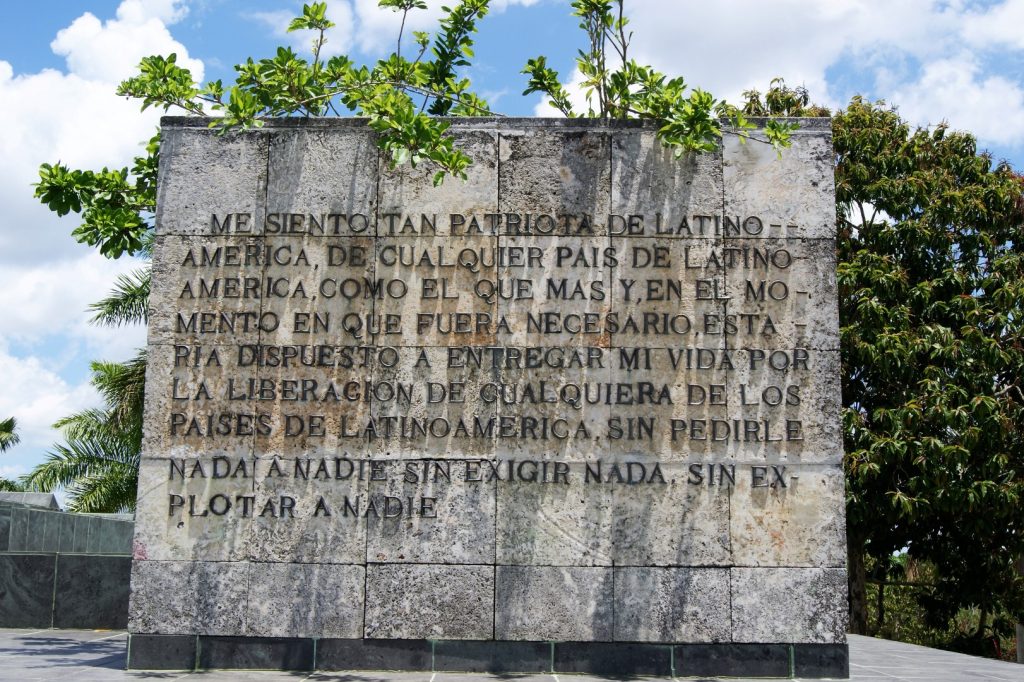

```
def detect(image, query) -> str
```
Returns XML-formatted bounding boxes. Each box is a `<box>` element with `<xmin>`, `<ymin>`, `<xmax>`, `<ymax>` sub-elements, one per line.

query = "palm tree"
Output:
<box><xmin>25</xmin><ymin>231</ymin><xmax>152</xmax><ymax>513</ymax></box>
<box><xmin>25</xmin><ymin>353</ymin><xmax>145</xmax><ymax>512</ymax></box>
<box><xmin>0</xmin><ymin>417</ymin><xmax>18</xmax><ymax>452</ymax></box>
<box><xmin>0</xmin><ymin>417</ymin><xmax>27</xmax><ymax>492</ymax></box>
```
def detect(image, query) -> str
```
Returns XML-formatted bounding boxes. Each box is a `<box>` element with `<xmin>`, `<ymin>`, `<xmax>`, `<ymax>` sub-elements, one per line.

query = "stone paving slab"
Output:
<box><xmin>0</xmin><ymin>630</ymin><xmax>1022</xmax><ymax>681</ymax></box>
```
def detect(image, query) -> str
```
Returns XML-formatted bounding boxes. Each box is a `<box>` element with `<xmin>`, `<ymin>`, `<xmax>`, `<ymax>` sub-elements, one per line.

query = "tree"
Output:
<box><xmin>0</xmin><ymin>417</ymin><xmax>27</xmax><ymax>492</ymax></box>
<box><xmin>24</xmin><ymin>352</ymin><xmax>145</xmax><ymax>513</ymax></box>
<box><xmin>746</xmin><ymin>83</ymin><xmax>1024</xmax><ymax>649</ymax></box>
<box><xmin>0</xmin><ymin>417</ymin><xmax>18</xmax><ymax>453</ymax></box>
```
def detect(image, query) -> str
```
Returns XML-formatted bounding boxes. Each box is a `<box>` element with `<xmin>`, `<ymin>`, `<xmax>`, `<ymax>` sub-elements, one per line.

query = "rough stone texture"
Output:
<box><xmin>725</xmin><ymin>348</ymin><xmax>843</xmax><ymax>464</ymax></box>
<box><xmin>611</xmin><ymin>130</ymin><xmax>724</xmax><ymax>232</ymax></box>
<box><xmin>370</xmin><ymin>345</ymin><xmax>497</xmax><ymax>460</ymax></box>
<box><xmin>722</xmin><ymin>237</ymin><xmax>840</xmax><ymax>351</ymax></box>
<box><xmin>731</xmin><ymin>567</ymin><xmax>849</xmax><ymax>643</ymax></box>
<box><xmin>248</xmin><ymin>456</ymin><xmax>367</xmax><ymax>564</ymax></box>
<box><xmin>259</xmin><ymin>234</ymin><xmax>377</xmax><ymax>348</ymax></box>
<box><xmin>134</xmin><ymin>118</ymin><xmax>846</xmax><ymax>657</ymax></box>
<box><xmin>498</xmin><ymin>235</ymin><xmax>613</xmax><ymax>349</ymax></box>
<box><xmin>366</xmin><ymin>463</ymin><xmax>496</xmax><ymax>564</ymax></box>
<box><xmin>141</xmin><ymin>342</ymin><xmax>257</xmax><ymax>458</ymax></box>
<box><xmin>495</xmin><ymin>565</ymin><xmax>613</xmax><ymax>641</ymax></box>
<box><xmin>129</xmin><ymin>560</ymin><xmax>249</xmax><ymax>635</ymax></box>
<box><xmin>723</xmin><ymin>120</ymin><xmax>836</xmax><ymax>240</ymax></box>
<box><xmin>730</xmin><ymin>465</ymin><xmax>847</xmax><ymax>568</ymax></box>
<box><xmin>364</xmin><ymin>563</ymin><xmax>494</xmax><ymax>639</ymax></box>
<box><xmin>613</xmin><ymin>567</ymin><xmax>731</xmax><ymax>642</ymax></box>
<box><xmin>498</xmin><ymin>129</ymin><xmax>611</xmax><ymax>230</ymax></box>
<box><xmin>379</xmin><ymin>129</ymin><xmax>499</xmax><ymax>236</ymax></box>
<box><xmin>133</xmin><ymin>457</ymin><xmax>254</xmax><ymax>562</ymax></box>
<box><xmin>374</xmin><ymin>236</ymin><xmax>498</xmax><ymax>347</ymax></box>
<box><xmin>610</xmin><ymin>470</ymin><xmax>731</xmax><ymax>566</ymax></box>
<box><xmin>266</xmin><ymin>128</ymin><xmax>378</xmax><ymax>230</ymax></box>
<box><xmin>148</xmin><ymin>236</ymin><xmax>267</xmax><ymax>346</ymax></box>
<box><xmin>245</xmin><ymin>563</ymin><xmax>364</xmax><ymax>637</ymax></box>
<box><xmin>156</xmin><ymin>127</ymin><xmax>268</xmax><ymax>236</ymax></box>
<box><xmin>496</xmin><ymin>477</ymin><xmax>614</xmax><ymax>566</ymax></box>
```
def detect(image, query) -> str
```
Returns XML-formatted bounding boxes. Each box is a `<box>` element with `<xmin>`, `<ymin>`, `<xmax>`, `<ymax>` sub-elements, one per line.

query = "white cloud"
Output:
<box><xmin>962</xmin><ymin>0</ymin><xmax>1024</xmax><ymax>50</ymax></box>
<box><xmin>0</xmin><ymin>251</ymin><xmax>147</xmax><ymax>355</ymax></box>
<box><xmin>533</xmin><ymin>0</ymin><xmax>1024</xmax><ymax>149</ymax></box>
<box><xmin>0</xmin><ymin>0</ymin><xmax>202</xmax><ymax>266</ymax></box>
<box><xmin>117</xmin><ymin>0</ymin><xmax>191</xmax><ymax>25</ymax></box>
<box><xmin>891</xmin><ymin>55</ymin><xmax>1024</xmax><ymax>147</ymax></box>
<box><xmin>52</xmin><ymin>2</ymin><xmax>200</xmax><ymax>83</ymax></box>
<box><xmin>0</xmin><ymin>339</ymin><xmax>100</xmax><ymax>451</ymax></box>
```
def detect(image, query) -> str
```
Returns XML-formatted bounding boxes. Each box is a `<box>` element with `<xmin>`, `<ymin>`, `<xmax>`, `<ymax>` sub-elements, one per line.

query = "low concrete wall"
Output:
<box><xmin>0</xmin><ymin>503</ymin><xmax>133</xmax><ymax>629</ymax></box>
<box><xmin>0</xmin><ymin>553</ymin><xmax>131</xmax><ymax>628</ymax></box>
<box><xmin>0</xmin><ymin>503</ymin><xmax>133</xmax><ymax>554</ymax></box>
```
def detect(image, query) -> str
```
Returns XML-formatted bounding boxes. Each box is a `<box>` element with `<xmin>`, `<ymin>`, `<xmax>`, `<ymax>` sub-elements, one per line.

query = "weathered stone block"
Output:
<box><xmin>129</xmin><ymin>559</ymin><xmax>249</xmax><ymax>635</ymax></box>
<box><xmin>148</xmin><ymin>236</ymin><xmax>267</xmax><ymax>346</ymax></box>
<box><xmin>266</xmin><ymin>126</ymin><xmax>377</xmax><ymax>234</ymax></box>
<box><xmin>245</xmin><ymin>562</ymin><xmax>364</xmax><ymax>637</ymax></box>
<box><xmin>374</xmin><ymin>235</ymin><xmax>498</xmax><ymax>347</ymax></box>
<box><xmin>258</xmin><ymin>234</ymin><xmax>377</xmax><ymax>347</ymax></box>
<box><xmin>369</xmin><ymin>345</ymin><xmax>497</xmax><ymax>460</ymax></box>
<box><xmin>723</xmin><ymin>120</ymin><xmax>835</xmax><ymax>240</ymax></box>
<box><xmin>730</xmin><ymin>465</ymin><xmax>846</xmax><ymax>567</ymax></box>
<box><xmin>495</xmin><ymin>565</ymin><xmax>613</xmax><ymax>641</ymax></box>
<box><xmin>494</xmin><ymin>350</ymin><xmax>613</xmax><ymax>461</ymax></box>
<box><xmin>498</xmin><ymin>129</ymin><xmax>611</xmax><ymax>232</ymax></box>
<box><xmin>724</xmin><ymin>348</ymin><xmax>843</xmax><ymax>463</ymax></box>
<box><xmin>366</xmin><ymin>460</ymin><xmax>495</xmax><ymax>564</ymax></box>
<box><xmin>248</xmin><ymin>455</ymin><xmax>367</xmax><ymax>564</ymax></box>
<box><xmin>731</xmin><ymin>567</ymin><xmax>848</xmax><ymax>643</ymax></box>
<box><xmin>133</xmin><ymin>456</ymin><xmax>254</xmax><ymax>562</ymax></box>
<box><xmin>134</xmin><ymin>118</ymin><xmax>846</xmax><ymax>661</ymax></box>
<box><xmin>613</xmin><ymin>567</ymin><xmax>731</xmax><ymax>642</ymax></box>
<box><xmin>157</xmin><ymin>127</ymin><xmax>268</xmax><ymax>236</ymax></box>
<box><xmin>498</xmin><ymin>234</ymin><xmax>613</xmax><ymax>349</ymax></box>
<box><xmin>612</xmin><ymin>130</ymin><xmax>724</xmax><ymax>235</ymax></box>
<box><xmin>496</xmin><ymin>476</ymin><xmax>614</xmax><ymax>566</ymax></box>
<box><xmin>722</xmin><ymin>238</ymin><xmax>839</xmax><ymax>350</ymax></box>
<box><xmin>252</xmin><ymin>347</ymin><xmax>375</xmax><ymax>458</ymax></box>
<box><xmin>364</xmin><ymin>563</ymin><xmax>494</xmax><ymax>639</ymax></box>
<box><xmin>608</xmin><ymin>236</ymin><xmax>726</xmax><ymax>349</ymax></box>
<box><xmin>379</xmin><ymin>128</ymin><xmax>499</xmax><ymax>236</ymax></box>
<box><xmin>141</xmin><ymin>342</ymin><xmax>258</xmax><ymax>458</ymax></box>
<box><xmin>611</xmin><ymin>465</ymin><xmax>731</xmax><ymax>566</ymax></box>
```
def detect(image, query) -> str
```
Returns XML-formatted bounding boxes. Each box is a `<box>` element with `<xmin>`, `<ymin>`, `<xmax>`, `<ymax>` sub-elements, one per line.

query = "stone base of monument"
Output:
<box><xmin>127</xmin><ymin>635</ymin><xmax>849</xmax><ymax>678</ymax></box>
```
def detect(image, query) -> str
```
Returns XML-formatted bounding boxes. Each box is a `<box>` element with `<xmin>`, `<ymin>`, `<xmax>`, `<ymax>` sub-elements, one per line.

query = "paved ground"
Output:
<box><xmin>0</xmin><ymin>630</ymin><xmax>1021</xmax><ymax>681</ymax></box>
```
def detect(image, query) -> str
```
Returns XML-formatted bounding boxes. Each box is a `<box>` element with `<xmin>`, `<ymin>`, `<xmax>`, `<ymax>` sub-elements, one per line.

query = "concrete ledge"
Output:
<box><xmin>125</xmin><ymin>635</ymin><xmax>850</xmax><ymax>678</ymax></box>
<box><xmin>675</xmin><ymin>643</ymin><xmax>791</xmax><ymax>677</ymax></box>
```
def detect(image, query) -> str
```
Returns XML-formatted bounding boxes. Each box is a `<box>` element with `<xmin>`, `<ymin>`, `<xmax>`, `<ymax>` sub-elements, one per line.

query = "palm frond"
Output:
<box><xmin>88</xmin><ymin>350</ymin><xmax>147</xmax><ymax>439</ymax></box>
<box><xmin>89</xmin><ymin>267</ymin><xmax>150</xmax><ymax>327</ymax></box>
<box><xmin>64</xmin><ymin>465</ymin><xmax>138</xmax><ymax>513</ymax></box>
<box><xmin>26</xmin><ymin>431</ymin><xmax>140</xmax><ymax>508</ymax></box>
<box><xmin>0</xmin><ymin>417</ymin><xmax>18</xmax><ymax>453</ymax></box>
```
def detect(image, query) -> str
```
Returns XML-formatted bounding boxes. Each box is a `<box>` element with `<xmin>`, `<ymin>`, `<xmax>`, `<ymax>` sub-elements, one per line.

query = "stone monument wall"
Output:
<box><xmin>128</xmin><ymin>117</ymin><xmax>848</xmax><ymax>678</ymax></box>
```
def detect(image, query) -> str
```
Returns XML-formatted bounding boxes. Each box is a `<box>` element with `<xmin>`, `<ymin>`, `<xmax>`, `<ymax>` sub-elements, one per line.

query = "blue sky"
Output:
<box><xmin>1</xmin><ymin>0</ymin><xmax>1023</xmax><ymax>485</ymax></box>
